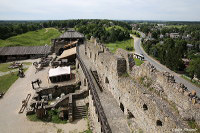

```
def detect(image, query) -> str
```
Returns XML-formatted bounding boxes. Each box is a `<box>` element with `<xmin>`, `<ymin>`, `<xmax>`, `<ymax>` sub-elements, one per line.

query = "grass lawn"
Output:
<box><xmin>0</xmin><ymin>63</ymin><xmax>12</xmax><ymax>72</ymax></box>
<box><xmin>134</xmin><ymin>58</ymin><xmax>144</xmax><ymax>66</ymax></box>
<box><xmin>0</xmin><ymin>71</ymin><xmax>19</xmax><ymax>93</ymax></box>
<box><xmin>0</xmin><ymin>62</ymin><xmax>32</xmax><ymax>72</ymax></box>
<box><xmin>181</xmin><ymin>75</ymin><xmax>200</xmax><ymax>88</ymax></box>
<box><xmin>0</xmin><ymin>68</ymin><xmax>28</xmax><ymax>93</ymax></box>
<box><xmin>165</xmin><ymin>25</ymin><xmax>186</xmax><ymax>29</ymax></box>
<box><xmin>0</xmin><ymin>28</ymin><xmax>61</xmax><ymax>47</ymax></box>
<box><xmin>106</xmin><ymin>39</ymin><xmax>134</xmax><ymax>53</ymax></box>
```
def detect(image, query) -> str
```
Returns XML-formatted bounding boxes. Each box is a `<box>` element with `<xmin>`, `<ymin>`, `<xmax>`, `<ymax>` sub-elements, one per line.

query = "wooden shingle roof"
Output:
<box><xmin>59</xmin><ymin>30</ymin><xmax>84</xmax><ymax>39</ymax></box>
<box><xmin>0</xmin><ymin>45</ymin><xmax>51</xmax><ymax>56</ymax></box>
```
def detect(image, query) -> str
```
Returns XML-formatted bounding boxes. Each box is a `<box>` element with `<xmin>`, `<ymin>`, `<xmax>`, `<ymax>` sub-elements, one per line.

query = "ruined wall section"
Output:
<box><xmin>115</xmin><ymin>48</ymin><xmax>135</xmax><ymax>72</ymax></box>
<box><xmin>84</xmin><ymin>41</ymin><xmax>187</xmax><ymax>132</ymax></box>
<box><xmin>131</xmin><ymin>62</ymin><xmax>200</xmax><ymax>124</ymax></box>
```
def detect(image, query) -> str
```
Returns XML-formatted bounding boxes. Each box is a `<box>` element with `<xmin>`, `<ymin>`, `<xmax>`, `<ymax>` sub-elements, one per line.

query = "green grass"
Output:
<box><xmin>0</xmin><ymin>71</ymin><xmax>19</xmax><ymax>93</ymax></box>
<box><xmin>122</xmin><ymin>72</ymin><xmax>129</xmax><ymax>77</ymax></box>
<box><xmin>27</xmin><ymin>109</ymin><xmax>68</xmax><ymax>124</ymax></box>
<box><xmin>134</xmin><ymin>58</ymin><xmax>144</xmax><ymax>66</ymax></box>
<box><xmin>187</xmin><ymin>120</ymin><xmax>200</xmax><ymax>132</ymax></box>
<box><xmin>164</xmin><ymin>25</ymin><xmax>186</xmax><ymax>29</ymax></box>
<box><xmin>181</xmin><ymin>75</ymin><xmax>200</xmax><ymax>88</ymax></box>
<box><xmin>0</xmin><ymin>63</ymin><xmax>12</xmax><ymax>72</ymax></box>
<box><xmin>0</xmin><ymin>62</ymin><xmax>31</xmax><ymax>72</ymax></box>
<box><xmin>0</xmin><ymin>28</ymin><xmax>61</xmax><ymax>47</ymax></box>
<box><xmin>0</xmin><ymin>68</ymin><xmax>28</xmax><ymax>93</ymax></box>
<box><xmin>106</xmin><ymin>39</ymin><xmax>134</xmax><ymax>53</ymax></box>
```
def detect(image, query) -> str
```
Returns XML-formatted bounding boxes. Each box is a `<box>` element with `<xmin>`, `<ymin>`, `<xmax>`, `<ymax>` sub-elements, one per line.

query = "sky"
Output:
<box><xmin>0</xmin><ymin>0</ymin><xmax>199</xmax><ymax>21</ymax></box>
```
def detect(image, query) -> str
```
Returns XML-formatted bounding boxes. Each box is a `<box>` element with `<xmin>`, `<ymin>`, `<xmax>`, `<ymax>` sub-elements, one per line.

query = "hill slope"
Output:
<box><xmin>0</xmin><ymin>28</ymin><xmax>61</xmax><ymax>47</ymax></box>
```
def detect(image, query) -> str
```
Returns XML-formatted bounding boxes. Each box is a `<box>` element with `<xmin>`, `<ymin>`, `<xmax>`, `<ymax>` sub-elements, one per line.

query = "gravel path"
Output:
<box><xmin>0</xmin><ymin>62</ymin><xmax>87</xmax><ymax>133</ymax></box>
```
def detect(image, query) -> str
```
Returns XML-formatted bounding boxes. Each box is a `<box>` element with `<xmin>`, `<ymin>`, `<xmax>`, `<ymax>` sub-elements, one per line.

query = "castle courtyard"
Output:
<box><xmin>0</xmin><ymin>61</ymin><xmax>87</xmax><ymax>133</ymax></box>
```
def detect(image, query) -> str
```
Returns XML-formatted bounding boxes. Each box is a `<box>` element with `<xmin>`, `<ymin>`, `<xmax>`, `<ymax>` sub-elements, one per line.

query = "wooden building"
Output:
<box><xmin>58</xmin><ymin>47</ymin><xmax>76</xmax><ymax>63</ymax></box>
<box><xmin>0</xmin><ymin>45</ymin><xmax>51</xmax><ymax>62</ymax></box>
<box><xmin>52</xmin><ymin>30</ymin><xmax>84</xmax><ymax>55</ymax></box>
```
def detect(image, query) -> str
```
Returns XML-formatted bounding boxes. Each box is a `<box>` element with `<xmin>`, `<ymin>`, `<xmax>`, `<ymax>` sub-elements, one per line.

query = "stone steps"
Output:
<box><xmin>73</xmin><ymin>105</ymin><xmax>87</xmax><ymax>119</ymax></box>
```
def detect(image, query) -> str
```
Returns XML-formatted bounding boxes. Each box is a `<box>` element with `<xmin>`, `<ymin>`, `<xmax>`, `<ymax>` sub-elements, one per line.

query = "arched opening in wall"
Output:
<box><xmin>84</xmin><ymin>79</ymin><xmax>86</xmax><ymax>86</ymax></box>
<box><xmin>58</xmin><ymin>48</ymin><xmax>64</xmax><ymax>55</ymax></box>
<box><xmin>127</xmin><ymin>109</ymin><xmax>135</xmax><ymax>119</ymax></box>
<box><xmin>143</xmin><ymin>104</ymin><xmax>148</xmax><ymax>111</ymax></box>
<box><xmin>120</xmin><ymin>103</ymin><xmax>124</xmax><ymax>113</ymax></box>
<box><xmin>156</xmin><ymin>120</ymin><xmax>163</xmax><ymax>126</ymax></box>
<box><xmin>105</xmin><ymin>77</ymin><xmax>109</xmax><ymax>84</ymax></box>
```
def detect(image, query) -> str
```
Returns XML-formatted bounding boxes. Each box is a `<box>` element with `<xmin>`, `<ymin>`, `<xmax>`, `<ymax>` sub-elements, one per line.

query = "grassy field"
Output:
<box><xmin>0</xmin><ymin>28</ymin><xmax>61</xmax><ymax>47</ymax></box>
<box><xmin>181</xmin><ymin>75</ymin><xmax>200</xmax><ymax>88</ymax></box>
<box><xmin>134</xmin><ymin>58</ymin><xmax>144</xmax><ymax>66</ymax></box>
<box><xmin>0</xmin><ymin>62</ymin><xmax>32</xmax><ymax>72</ymax></box>
<box><xmin>0</xmin><ymin>71</ymin><xmax>19</xmax><ymax>93</ymax></box>
<box><xmin>106</xmin><ymin>39</ymin><xmax>134</xmax><ymax>53</ymax></box>
<box><xmin>165</xmin><ymin>25</ymin><xmax>186</xmax><ymax>29</ymax></box>
<box><xmin>0</xmin><ymin>68</ymin><xmax>28</xmax><ymax>93</ymax></box>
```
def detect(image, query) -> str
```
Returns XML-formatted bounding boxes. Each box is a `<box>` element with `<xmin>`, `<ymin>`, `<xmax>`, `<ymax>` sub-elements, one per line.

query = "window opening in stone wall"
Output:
<box><xmin>120</xmin><ymin>103</ymin><xmax>125</xmax><ymax>112</ymax></box>
<box><xmin>127</xmin><ymin>109</ymin><xmax>135</xmax><ymax>119</ymax></box>
<box><xmin>105</xmin><ymin>77</ymin><xmax>109</xmax><ymax>84</ymax></box>
<box><xmin>156</xmin><ymin>120</ymin><xmax>162</xmax><ymax>126</ymax></box>
<box><xmin>143</xmin><ymin>104</ymin><xmax>148</xmax><ymax>111</ymax></box>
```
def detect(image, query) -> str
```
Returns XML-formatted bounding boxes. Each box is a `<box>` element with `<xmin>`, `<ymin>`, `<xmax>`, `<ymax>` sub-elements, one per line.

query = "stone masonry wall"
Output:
<box><xmin>84</xmin><ymin>39</ymin><xmax>200</xmax><ymax>132</ymax></box>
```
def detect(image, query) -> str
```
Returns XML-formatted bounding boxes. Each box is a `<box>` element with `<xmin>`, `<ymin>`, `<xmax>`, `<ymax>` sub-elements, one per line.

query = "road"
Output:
<box><xmin>132</xmin><ymin>35</ymin><xmax>200</xmax><ymax>97</ymax></box>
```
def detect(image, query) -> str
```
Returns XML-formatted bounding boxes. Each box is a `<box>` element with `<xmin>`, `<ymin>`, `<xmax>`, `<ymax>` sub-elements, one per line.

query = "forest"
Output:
<box><xmin>0</xmin><ymin>19</ymin><xmax>131</xmax><ymax>43</ymax></box>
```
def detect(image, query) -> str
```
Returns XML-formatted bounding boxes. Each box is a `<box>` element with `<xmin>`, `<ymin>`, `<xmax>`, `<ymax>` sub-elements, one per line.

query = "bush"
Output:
<box><xmin>126</xmin><ymin>46</ymin><xmax>134</xmax><ymax>51</ymax></box>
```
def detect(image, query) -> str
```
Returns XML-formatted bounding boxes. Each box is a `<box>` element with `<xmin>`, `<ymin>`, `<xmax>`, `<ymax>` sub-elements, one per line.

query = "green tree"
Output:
<box><xmin>186</xmin><ymin>58</ymin><xmax>200</xmax><ymax>79</ymax></box>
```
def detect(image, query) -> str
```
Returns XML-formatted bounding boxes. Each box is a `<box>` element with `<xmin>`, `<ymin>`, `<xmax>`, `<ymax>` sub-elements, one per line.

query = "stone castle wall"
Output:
<box><xmin>84</xmin><ymin>39</ymin><xmax>200</xmax><ymax>132</ymax></box>
<box><xmin>76</xmin><ymin>58</ymin><xmax>102</xmax><ymax>132</ymax></box>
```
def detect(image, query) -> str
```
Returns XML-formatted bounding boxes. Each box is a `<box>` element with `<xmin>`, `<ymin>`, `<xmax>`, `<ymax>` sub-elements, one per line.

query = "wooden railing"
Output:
<box><xmin>76</xmin><ymin>45</ymin><xmax>112</xmax><ymax>133</ymax></box>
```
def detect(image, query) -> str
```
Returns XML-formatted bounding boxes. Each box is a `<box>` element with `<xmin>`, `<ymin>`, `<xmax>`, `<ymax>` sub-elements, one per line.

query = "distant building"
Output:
<box><xmin>182</xmin><ymin>34</ymin><xmax>191</xmax><ymax>40</ymax></box>
<box><xmin>52</xmin><ymin>30</ymin><xmax>84</xmax><ymax>55</ymax></box>
<box><xmin>147</xmin><ymin>32</ymin><xmax>152</xmax><ymax>39</ymax></box>
<box><xmin>170</xmin><ymin>33</ymin><xmax>180</xmax><ymax>39</ymax></box>
<box><xmin>160</xmin><ymin>34</ymin><xmax>164</xmax><ymax>39</ymax></box>
<box><xmin>157</xmin><ymin>24</ymin><xmax>166</xmax><ymax>27</ymax></box>
<box><xmin>182</xmin><ymin>58</ymin><xmax>190</xmax><ymax>67</ymax></box>
<box><xmin>187</xmin><ymin>44</ymin><xmax>194</xmax><ymax>51</ymax></box>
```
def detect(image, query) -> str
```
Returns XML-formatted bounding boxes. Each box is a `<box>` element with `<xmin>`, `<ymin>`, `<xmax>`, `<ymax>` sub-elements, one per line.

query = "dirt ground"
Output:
<box><xmin>0</xmin><ymin>61</ymin><xmax>87</xmax><ymax>133</ymax></box>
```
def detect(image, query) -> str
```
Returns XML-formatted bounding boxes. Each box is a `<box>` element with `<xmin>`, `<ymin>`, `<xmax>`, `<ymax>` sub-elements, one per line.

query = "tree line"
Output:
<box><xmin>0</xmin><ymin>19</ymin><xmax>131</xmax><ymax>43</ymax></box>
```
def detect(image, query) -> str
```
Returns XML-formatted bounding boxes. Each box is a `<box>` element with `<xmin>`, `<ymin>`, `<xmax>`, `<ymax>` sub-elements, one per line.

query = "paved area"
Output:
<box><xmin>0</xmin><ymin>61</ymin><xmax>87</xmax><ymax>133</ymax></box>
<box><xmin>133</xmin><ymin>36</ymin><xmax>200</xmax><ymax>97</ymax></box>
<box><xmin>79</xmin><ymin>44</ymin><xmax>131</xmax><ymax>133</ymax></box>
